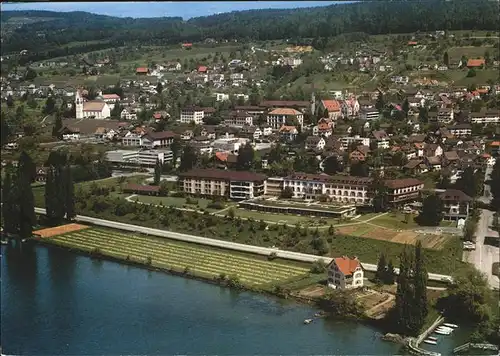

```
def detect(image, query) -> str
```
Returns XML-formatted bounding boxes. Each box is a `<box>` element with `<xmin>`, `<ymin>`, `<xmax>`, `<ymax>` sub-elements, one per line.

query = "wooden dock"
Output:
<box><xmin>453</xmin><ymin>342</ymin><xmax>499</xmax><ymax>354</ymax></box>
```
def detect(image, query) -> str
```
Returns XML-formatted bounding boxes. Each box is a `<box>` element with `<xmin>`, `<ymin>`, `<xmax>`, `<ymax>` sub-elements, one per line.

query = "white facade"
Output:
<box><xmin>106</xmin><ymin>149</ymin><xmax>173</xmax><ymax>166</ymax></box>
<box><xmin>180</xmin><ymin>108</ymin><xmax>205</xmax><ymax>124</ymax></box>
<box><xmin>327</xmin><ymin>257</ymin><xmax>364</xmax><ymax>290</ymax></box>
<box><xmin>267</xmin><ymin>109</ymin><xmax>304</xmax><ymax>130</ymax></box>
<box><xmin>122</xmin><ymin>133</ymin><xmax>143</xmax><ymax>146</ymax></box>
<box><xmin>224</xmin><ymin>113</ymin><xmax>253</xmax><ymax>127</ymax></box>
<box><xmin>283</xmin><ymin>174</ymin><xmax>372</xmax><ymax>204</ymax></box>
<box><xmin>75</xmin><ymin>90</ymin><xmax>111</xmax><ymax>119</ymax></box>
<box><xmin>121</xmin><ymin>108</ymin><xmax>137</xmax><ymax>121</ymax></box>
<box><xmin>340</xmin><ymin>136</ymin><xmax>370</xmax><ymax>150</ymax></box>
<box><xmin>470</xmin><ymin>114</ymin><xmax>500</xmax><ymax>124</ymax></box>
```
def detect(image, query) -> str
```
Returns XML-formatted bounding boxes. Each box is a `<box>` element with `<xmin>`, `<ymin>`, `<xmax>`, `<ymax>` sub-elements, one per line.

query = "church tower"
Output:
<box><xmin>75</xmin><ymin>90</ymin><xmax>84</xmax><ymax>119</ymax></box>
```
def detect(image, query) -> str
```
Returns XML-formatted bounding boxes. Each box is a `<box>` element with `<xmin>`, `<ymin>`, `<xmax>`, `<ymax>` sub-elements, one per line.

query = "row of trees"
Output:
<box><xmin>393</xmin><ymin>241</ymin><xmax>428</xmax><ymax>335</ymax></box>
<box><xmin>44</xmin><ymin>151</ymin><xmax>75</xmax><ymax>225</ymax></box>
<box><xmin>1</xmin><ymin>152</ymin><xmax>36</xmax><ymax>239</ymax></box>
<box><xmin>490</xmin><ymin>158</ymin><xmax>500</xmax><ymax>211</ymax></box>
<box><xmin>4</xmin><ymin>0</ymin><xmax>499</xmax><ymax>58</ymax></box>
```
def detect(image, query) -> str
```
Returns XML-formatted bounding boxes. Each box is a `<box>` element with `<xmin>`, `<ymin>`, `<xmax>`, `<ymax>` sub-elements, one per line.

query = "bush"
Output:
<box><xmin>268</xmin><ymin>251</ymin><xmax>277</xmax><ymax>260</ymax></box>
<box><xmin>310</xmin><ymin>259</ymin><xmax>327</xmax><ymax>274</ymax></box>
<box><xmin>146</xmin><ymin>256</ymin><xmax>152</xmax><ymax>265</ymax></box>
<box><xmin>207</xmin><ymin>200</ymin><xmax>225</xmax><ymax>210</ymax></box>
<box><xmin>185</xmin><ymin>197</ymin><xmax>198</xmax><ymax>205</ymax></box>
<box><xmin>171</xmin><ymin>191</ymin><xmax>186</xmax><ymax>198</ymax></box>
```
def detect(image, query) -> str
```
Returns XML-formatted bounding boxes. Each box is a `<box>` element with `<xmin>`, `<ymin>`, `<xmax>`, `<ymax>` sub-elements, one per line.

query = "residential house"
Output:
<box><xmin>313</xmin><ymin>118</ymin><xmax>334</xmax><ymax>137</ymax></box>
<box><xmin>448</xmin><ymin>124</ymin><xmax>472</xmax><ymax>137</ymax></box>
<box><xmin>279</xmin><ymin>125</ymin><xmax>299</xmax><ymax>142</ymax></box>
<box><xmin>305</xmin><ymin>136</ymin><xmax>326</xmax><ymax>151</ymax></box>
<box><xmin>404</xmin><ymin>159</ymin><xmax>428</xmax><ymax>175</ymax></box>
<box><xmin>136</xmin><ymin>67</ymin><xmax>149</xmax><ymax>75</ymax></box>
<box><xmin>349</xmin><ymin>145</ymin><xmax>370</xmax><ymax>161</ymax></box>
<box><xmin>120</xmin><ymin>108</ymin><xmax>137</xmax><ymax>121</ymax></box>
<box><xmin>141</xmin><ymin>131</ymin><xmax>177</xmax><ymax>148</ymax></box>
<box><xmin>102</xmin><ymin>93</ymin><xmax>120</xmax><ymax>110</ymax></box>
<box><xmin>327</xmin><ymin>256</ymin><xmax>364</xmax><ymax>290</ymax></box>
<box><xmin>438</xmin><ymin>189</ymin><xmax>472</xmax><ymax>220</ymax></box>
<box><xmin>424</xmin><ymin>143</ymin><xmax>443</xmax><ymax>157</ymax></box>
<box><xmin>384</xmin><ymin>178</ymin><xmax>424</xmax><ymax>206</ymax></box>
<box><xmin>340</xmin><ymin>136</ymin><xmax>371</xmax><ymax>151</ymax></box>
<box><xmin>426</xmin><ymin>156</ymin><xmax>442</xmax><ymax>171</ymax></box>
<box><xmin>437</xmin><ymin>107</ymin><xmax>454</xmax><ymax>123</ymax></box>
<box><xmin>240</xmin><ymin>125</ymin><xmax>262</xmax><ymax>140</ymax></box>
<box><xmin>470</xmin><ymin>110</ymin><xmax>500</xmax><ymax>124</ymax></box>
<box><xmin>359</xmin><ymin>108</ymin><xmax>380</xmax><ymax>121</ymax></box>
<box><xmin>466</xmin><ymin>58</ymin><xmax>485</xmax><ymax>69</ymax></box>
<box><xmin>371</xmin><ymin>130</ymin><xmax>390</xmax><ymax>149</ymax></box>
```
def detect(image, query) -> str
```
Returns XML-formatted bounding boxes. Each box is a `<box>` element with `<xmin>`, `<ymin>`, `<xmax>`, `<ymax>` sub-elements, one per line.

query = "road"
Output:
<box><xmin>465</xmin><ymin>164</ymin><xmax>500</xmax><ymax>289</ymax></box>
<box><xmin>33</xmin><ymin>207</ymin><xmax>453</xmax><ymax>282</ymax></box>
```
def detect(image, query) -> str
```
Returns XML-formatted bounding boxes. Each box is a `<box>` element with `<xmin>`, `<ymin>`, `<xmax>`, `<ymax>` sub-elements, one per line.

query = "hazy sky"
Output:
<box><xmin>1</xmin><ymin>1</ymin><xmax>343</xmax><ymax>19</ymax></box>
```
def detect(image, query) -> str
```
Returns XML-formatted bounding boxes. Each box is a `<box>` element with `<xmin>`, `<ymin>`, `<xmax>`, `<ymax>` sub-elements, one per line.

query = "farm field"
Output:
<box><xmin>447</xmin><ymin>46</ymin><xmax>495</xmax><ymax>59</ymax></box>
<box><xmin>41</xmin><ymin>227</ymin><xmax>311</xmax><ymax>287</ymax></box>
<box><xmin>127</xmin><ymin>195</ymin><xmax>221</xmax><ymax>211</ymax></box>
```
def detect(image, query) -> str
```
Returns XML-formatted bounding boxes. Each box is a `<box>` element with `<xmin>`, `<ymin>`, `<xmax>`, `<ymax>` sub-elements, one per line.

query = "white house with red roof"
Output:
<box><xmin>327</xmin><ymin>256</ymin><xmax>364</xmax><ymax>289</ymax></box>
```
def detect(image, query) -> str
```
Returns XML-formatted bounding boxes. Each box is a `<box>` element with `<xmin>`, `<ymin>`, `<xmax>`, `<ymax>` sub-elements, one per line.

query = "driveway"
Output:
<box><xmin>465</xmin><ymin>165</ymin><xmax>500</xmax><ymax>289</ymax></box>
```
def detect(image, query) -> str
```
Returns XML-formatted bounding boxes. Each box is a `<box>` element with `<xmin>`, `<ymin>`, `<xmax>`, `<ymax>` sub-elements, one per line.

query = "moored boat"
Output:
<box><xmin>304</xmin><ymin>319</ymin><xmax>313</xmax><ymax>324</ymax></box>
<box><xmin>427</xmin><ymin>336</ymin><xmax>438</xmax><ymax>341</ymax></box>
<box><xmin>434</xmin><ymin>329</ymin><xmax>451</xmax><ymax>335</ymax></box>
<box><xmin>424</xmin><ymin>339</ymin><xmax>438</xmax><ymax>345</ymax></box>
<box><xmin>443</xmin><ymin>323</ymin><xmax>458</xmax><ymax>328</ymax></box>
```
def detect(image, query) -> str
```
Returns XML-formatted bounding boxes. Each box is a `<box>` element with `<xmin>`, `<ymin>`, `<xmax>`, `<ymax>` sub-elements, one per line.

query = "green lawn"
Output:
<box><xmin>42</xmin><ymin>227</ymin><xmax>310</xmax><ymax>288</ymax></box>
<box><xmin>129</xmin><ymin>195</ymin><xmax>217</xmax><ymax>211</ymax></box>
<box><xmin>447</xmin><ymin>46</ymin><xmax>495</xmax><ymax>60</ymax></box>
<box><xmin>224</xmin><ymin>208</ymin><xmax>339</xmax><ymax>226</ymax></box>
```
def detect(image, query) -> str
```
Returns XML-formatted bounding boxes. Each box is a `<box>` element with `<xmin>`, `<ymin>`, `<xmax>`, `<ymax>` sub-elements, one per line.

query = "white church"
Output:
<box><xmin>75</xmin><ymin>90</ymin><xmax>111</xmax><ymax>119</ymax></box>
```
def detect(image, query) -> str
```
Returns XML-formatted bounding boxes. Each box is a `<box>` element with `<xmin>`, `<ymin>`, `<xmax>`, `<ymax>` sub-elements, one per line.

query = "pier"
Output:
<box><xmin>407</xmin><ymin>316</ymin><xmax>444</xmax><ymax>356</ymax></box>
<box><xmin>453</xmin><ymin>342</ymin><xmax>499</xmax><ymax>354</ymax></box>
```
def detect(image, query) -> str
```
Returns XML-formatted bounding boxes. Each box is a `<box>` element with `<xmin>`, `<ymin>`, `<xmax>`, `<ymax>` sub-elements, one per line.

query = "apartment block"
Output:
<box><xmin>178</xmin><ymin>168</ymin><xmax>267</xmax><ymax>200</ymax></box>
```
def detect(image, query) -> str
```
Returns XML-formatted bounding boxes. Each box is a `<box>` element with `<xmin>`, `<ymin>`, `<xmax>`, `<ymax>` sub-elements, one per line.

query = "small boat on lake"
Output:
<box><xmin>437</xmin><ymin>326</ymin><xmax>453</xmax><ymax>332</ymax></box>
<box><xmin>427</xmin><ymin>336</ymin><xmax>438</xmax><ymax>341</ymax></box>
<box><xmin>304</xmin><ymin>319</ymin><xmax>313</xmax><ymax>325</ymax></box>
<box><xmin>434</xmin><ymin>329</ymin><xmax>451</xmax><ymax>335</ymax></box>
<box><xmin>443</xmin><ymin>323</ymin><xmax>458</xmax><ymax>328</ymax></box>
<box><xmin>424</xmin><ymin>339</ymin><xmax>438</xmax><ymax>345</ymax></box>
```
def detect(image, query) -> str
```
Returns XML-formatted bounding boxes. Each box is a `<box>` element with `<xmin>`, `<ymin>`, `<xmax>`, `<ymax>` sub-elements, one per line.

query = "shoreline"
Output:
<box><xmin>31</xmin><ymin>239</ymin><xmax>394</xmax><ymax>332</ymax></box>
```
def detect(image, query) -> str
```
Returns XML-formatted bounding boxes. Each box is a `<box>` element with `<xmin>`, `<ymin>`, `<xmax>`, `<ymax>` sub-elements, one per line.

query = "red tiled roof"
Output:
<box><xmin>467</xmin><ymin>58</ymin><xmax>485</xmax><ymax>67</ymax></box>
<box><xmin>408</xmin><ymin>41</ymin><xmax>418</xmax><ymax>45</ymax></box>
<box><xmin>102</xmin><ymin>94</ymin><xmax>120</xmax><ymax>100</ymax></box>
<box><xmin>384</xmin><ymin>178</ymin><xmax>424</xmax><ymax>189</ymax></box>
<box><xmin>333</xmin><ymin>256</ymin><xmax>361</xmax><ymax>276</ymax></box>
<box><xmin>179</xmin><ymin>168</ymin><xmax>267</xmax><ymax>182</ymax></box>
<box><xmin>321</xmin><ymin>99</ymin><xmax>341</xmax><ymax>112</ymax></box>
<box><xmin>198</xmin><ymin>66</ymin><xmax>208</xmax><ymax>72</ymax></box>
<box><xmin>182</xmin><ymin>43</ymin><xmax>193</xmax><ymax>47</ymax></box>
<box><xmin>215</xmin><ymin>152</ymin><xmax>228</xmax><ymax>162</ymax></box>
<box><xmin>153</xmin><ymin>113</ymin><xmax>162</xmax><ymax>119</ymax></box>
<box><xmin>136</xmin><ymin>67</ymin><xmax>149</xmax><ymax>73</ymax></box>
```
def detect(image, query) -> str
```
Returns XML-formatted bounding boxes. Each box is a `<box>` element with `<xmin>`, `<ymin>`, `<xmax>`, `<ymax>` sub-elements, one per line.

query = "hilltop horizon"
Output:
<box><xmin>0</xmin><ymin>1</ymin><xmax>343</xmax><ymax>20</ymax></box>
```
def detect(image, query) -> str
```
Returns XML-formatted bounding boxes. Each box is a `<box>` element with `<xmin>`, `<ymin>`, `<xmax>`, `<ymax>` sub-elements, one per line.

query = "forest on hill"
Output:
<box><xmin>2</xmin><ymin>0</ymin><xmax>499</xmax><ymax>63</ymax></box>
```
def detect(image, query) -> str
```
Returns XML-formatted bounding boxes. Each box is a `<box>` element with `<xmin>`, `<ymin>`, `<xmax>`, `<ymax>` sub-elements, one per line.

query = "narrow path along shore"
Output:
<box><xmin>33</xmin><ymin>207</ymin><xmax>453</xmax><ymax>283</ymax></box>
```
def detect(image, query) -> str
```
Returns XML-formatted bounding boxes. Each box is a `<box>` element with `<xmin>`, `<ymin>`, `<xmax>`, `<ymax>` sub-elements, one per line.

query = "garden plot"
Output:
<box><xmin>43</xmin><ymin>228</ymin><xmax>310</xmax><ymax>286</ymax></box>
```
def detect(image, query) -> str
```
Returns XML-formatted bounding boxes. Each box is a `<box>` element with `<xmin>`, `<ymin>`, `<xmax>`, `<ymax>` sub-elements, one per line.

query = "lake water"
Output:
<box><xmin>1</xmin><ymin>244</ymin><xmax>468</xmax><ymax>355</ymax></box>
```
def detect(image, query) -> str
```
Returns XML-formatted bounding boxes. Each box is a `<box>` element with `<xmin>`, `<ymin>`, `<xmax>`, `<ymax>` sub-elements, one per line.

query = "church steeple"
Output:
<box><xmin>75</xmin><ymin>89</ymin><xmax>84</xmax><ymax>119</ymax></box>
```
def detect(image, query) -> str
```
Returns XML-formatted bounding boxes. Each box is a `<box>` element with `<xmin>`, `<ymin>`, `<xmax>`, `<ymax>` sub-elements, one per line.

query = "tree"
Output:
<box><xmin>52</xmin><ymin>111</ymin><xmax>63</xmax><ymax>139</ymax></box>
<box><xmin>443</xmin><ymin>51</ymin><xmax>449</xmax><ymax>66</ymax></box>
<box><xmin>25</xmin><ymin>67</ymin><xmax>37</xmax><ymax>81</ymax></box>
<box><xmin>236</xmin><ymin>143</ymin><xmax>255</xmax><ymax>171</ymax></box>
<box><xmin>455</xmin><ymin>166</ymin><xmax>481</xmax><ymax>198</ymax></box>
<box><xmin>43</xmin><ymin>96</ymin><xmax>56</xmax><ymax>115</ymax></box>
<box><xmin>395</xmin><ymin>245</ymin><xmax>415</xmax><ymax>334</ymax></box>
<box><xmin>437</xmin><ymin>174</ymin><xmax>451</xmax><ymax>189</ymax></box>
<box><xmin>416</xmin><ymin>194</ymin><xmax>443</xmax><ymax>226</ymax></box>
<box><xmin>418</xmin><ymin>106</ymin><xmax>428</xmax><ymax>123</ymax></box>
<box><xmin>6</xmin><ymin>95</ymin><xmax>14</xmax><ymax>108</ymax></box>
<box><xmin>154</xmin><ymin>158</ymin><xmax>162</xmax><ymax>185</ymax></box>
<box><xmin>385</xmin><ymin>260</ymin><xmax>396</xmax><ymax>284</ymax></box>
<box><xmin>350</xmin><ymin>161</ymin><xmax>369</xmax><ymax>177</ymax></box>
<box><xmin>467</xmin><ymin>68</ymin><xmax>477</xmax><ymax>77</ymax></box>
<box><xmin>323</xmin><ymin>155</ymin><xmax>341</xmax><ymax>175</ymax></box>
<box><xmin>170</xmin><ymin>136</ymin><xmax>182</xmax><ymax>168</ymax></box>
<box><xmin>179</xmin><ymin>145</ymin><xmax>198</xmax><ymax>172</ymax></box>
<box><xmin>370</xmin><ymin>171</ymin><xmax>388</xmax><ymax>213</ymax></box>
<box><xmin>1</xmin><ymin>116</ymin><xmax>11</xmax><ymax>147</ymax></box>
<box><xmin>438</xmin><ymin>268</ymin><xmax>494</xmax><ymax>324</ymax></box>
<box><xmin>490</xmin><ymin>158</ymin><xmax>500</xmax><ymax>210</ymax></box>
<box><xmin>45</xmin><ymin>151</ymin><xmax>68</xmax><ymax>225</ymax></box>
<box><xmin>375</xmin><ymin>253</ymin><xmax>387</xmax><ymax>284</ymax></box>
<box><xmin>375</xmin><ymin>91</ymin><xmax>385</xmax><ymax>111</ymax></box>
<box><xmin>280</xmin><ymin>186</ymin><xmax>293</xmax><ymax>199</ymax></box>
<box><xmin>402</xmin><ymin>98</ymin><xmax>410</xmax><ymax>117</ymax></box>
<box><xmin>1</xmin><ymin>166</ymin><xmax>19</xmax><ymax>235</ymax></box>
<box><xmin>64</xmin><ymin>163</ymin><xmax>75</xmax><ymax>220</ymax></box>
<box><xmin>413</xmin><ymin>241</ymin><xmax>428</xmax><ymax>331</ymax></box>
<box><xmin>156</xmin><ymin>82</ymin><xmax>164</xmax><ymax>94</ymax></box>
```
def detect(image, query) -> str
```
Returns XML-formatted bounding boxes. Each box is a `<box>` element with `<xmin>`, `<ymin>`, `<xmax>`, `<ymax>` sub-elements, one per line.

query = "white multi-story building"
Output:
<box><xmin>106</xmin><ymin>149</ymin><xmax>173</xmax><ymax>166</ymax></box>
<box><xmin>470</xmin><ymin>112</ymin><xmax>500</xmax><ymax>124</ymax></box>
<box><xmin>212</xmin><ymin>138</ymin><xmax>249</xmax><ymax>153</ymax></box>
<box><xmin>120</xmin><ymin>108</ymin><xmax>137</xmax><ymax>121</ymax></box>
<box><xmin>223</xmin><ymin>111</ymin><xmax>253</xmax><ymax>127</ymax></box>
<box><xmin>340</xmin><ymin>135</ymin><xmax>370</xmax><ymax>150</ymax></box>
<box><xmin>359</xmin><ymin>108</ymin><xmax>380</xmax><ymax>121</ymax></box>
<box><xmin>122</xmin><ymin>132</ymin><xmax>143</xmax><ymax>146</ymax></box>
<box><xmin>267</xmin><ymin>108</ymin><xmax>304</xmax><ymax>130</ymax></box>
<box><xmin>180</xmin><ymin>107</ymin><xmax>205</xmax><ymax>124</ymax></box>
<box><xmin>178</xmin><ymin>168</ymin><xmax>267</xmax><ymax>200</ymax></box>
<box><xmin>327</xmin><ymin>256</ymin><xmax>364</xmax><ymax>290</ymax></box>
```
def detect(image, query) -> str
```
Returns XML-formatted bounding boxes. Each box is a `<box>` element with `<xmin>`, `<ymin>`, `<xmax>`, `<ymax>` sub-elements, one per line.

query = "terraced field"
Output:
<box><xmin>44</xmin><ymin>228</ymin><xmax>310</xmax><ymax>286</ymax></box>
